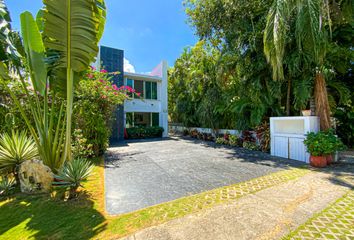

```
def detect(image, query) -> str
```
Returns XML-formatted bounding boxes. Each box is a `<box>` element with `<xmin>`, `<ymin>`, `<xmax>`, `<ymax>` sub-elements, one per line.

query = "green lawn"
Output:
<box><xmin>0</xmin><ymin>158</ymin><xmax>309</xmax><ymax>240</ymax></box>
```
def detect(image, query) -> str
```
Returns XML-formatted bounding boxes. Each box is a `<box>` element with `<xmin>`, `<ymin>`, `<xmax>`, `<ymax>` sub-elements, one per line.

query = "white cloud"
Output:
<box><xmin>124</xmin><ymin>58</ymin><xmax>136</xmax><ymax>73</ymax></box>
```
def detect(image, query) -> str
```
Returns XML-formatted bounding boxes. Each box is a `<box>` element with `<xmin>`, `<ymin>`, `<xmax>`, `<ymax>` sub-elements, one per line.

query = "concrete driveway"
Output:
<box><xmin>105</xmin><ymin>137</ymin><xmax>304</xmax><ymax>215</ymax></box>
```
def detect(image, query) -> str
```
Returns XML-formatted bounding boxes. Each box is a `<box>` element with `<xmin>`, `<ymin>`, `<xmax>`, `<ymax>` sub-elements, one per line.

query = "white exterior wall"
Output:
<box><xmin>270</xmin><ymin>116</ymin><xmax>320</xmax><ymax>163</ymax></box>
<box><xmin>124</xmin><ymin>61</ymin><xmax>169</xmax><ymax>137</ymax></box>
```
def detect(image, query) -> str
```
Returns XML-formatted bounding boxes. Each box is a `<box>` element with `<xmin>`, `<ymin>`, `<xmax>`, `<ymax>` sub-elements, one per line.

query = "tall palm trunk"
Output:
<box><xmin>314</xmin><ymin>71</ymin><xmax>331</xmax><ymax>130</ymax></box>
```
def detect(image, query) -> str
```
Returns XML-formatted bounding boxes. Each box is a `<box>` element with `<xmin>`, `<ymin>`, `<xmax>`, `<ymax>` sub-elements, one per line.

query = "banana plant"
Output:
<box><xmin>42</xmin><ymin>0</ymin><xmax>106</xmax><ymax>161</ymax></box>
<box><xmin>0</xmin><ymin>0</ymin><xmax>106</xmax><ymax>171</ymax></box>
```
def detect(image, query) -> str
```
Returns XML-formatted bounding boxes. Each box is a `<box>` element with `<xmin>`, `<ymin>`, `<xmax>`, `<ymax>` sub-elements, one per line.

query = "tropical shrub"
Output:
<box><xmin>304</xmin><ymin>130</ymin><xmax>346</xmax><ymax>157</ymax></box>
<box><xmin>0</xmin><ymin>131</ymin><xmax>38</xmax><ymax>184</ymax></box>
<box><xmin>73</xmin><ymin>67</ymin><xmax>128</xmax><ymax>156</ymax></box>
<box><xmin>255</xmin><ymin>122</ymin><xmax>271</xmax><ymax>152</ymax></box>
<box><xmin>0</xmin><ymin>176</ymin><xmax>16</xmax><ymax>196</ymax></box>
<box><xmin>334</xmin><ymin>105</ymin><xmax>354</xmax><ymax>148</ymax></box>
<box><xmin>126</xmin><ymin>127</ymin><xmax>164</xmax><ymax>139</ymax></box>
<box><xmin>0</xmin><ymin>0</ymin><xmax>107</xmax><ymax>172</ymax></box>
<box><xmin>215</xmin><ymin>137</ymin><xmax>227</xmax><ymax>145</ymax></box>
<box><xmin>54</xmin><ymin>158</ymin><xmax>94</xmax><ymax>199</ymax></box>
<box><xmin>229</xmin><ymin>135</ymin><xmax>242</xmax><ymax>147</ymax></box>
<box><xmin>71</xmin><ymin>129</ymin><xmax>94</xmax><ymax>159</ymax></box>
<box><xmin>243</xmin><ymin>141</ymin><xmax>261</xmax><ymax>151</ymax></box>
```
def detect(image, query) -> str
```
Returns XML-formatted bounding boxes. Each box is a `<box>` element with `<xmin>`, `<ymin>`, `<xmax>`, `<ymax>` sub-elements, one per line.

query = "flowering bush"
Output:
<box><xmin>73</xmin><ymin>67</ymin><xmax>137</xmax><ymax>156</ymax></box>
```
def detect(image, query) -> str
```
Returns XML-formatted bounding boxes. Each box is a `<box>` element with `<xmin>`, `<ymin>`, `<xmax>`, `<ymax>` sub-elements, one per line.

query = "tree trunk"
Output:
<box><xmin>286</xmin><ymin>78</ymin><xmax>291</xmax><ymax>116</ymax></box>
<box><xmin>314</xmin><ymin>71</ymin><xmax>331</xmax><ymax>130</ymax></box>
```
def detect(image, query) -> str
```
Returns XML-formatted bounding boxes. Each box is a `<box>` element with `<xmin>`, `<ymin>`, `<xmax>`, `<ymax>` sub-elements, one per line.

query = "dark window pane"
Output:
<box><xmin>134</xmin><ymin>112</ymin><xmax>150</xmax><ymax>127</ymax></box>
<box><xmin>134</xmin><ymin>80</ymin><xmax>144</xmax><ymax>98</ymax></box>
<box><xmin>126</xmin><ymin>112</ymin><xmax>133</xmax><ymax>128</ymax></box>
<box><xmin>126</xmin><ymin>79</ymin><xmax>134</xmax><ymax>97</ymax></box>
<box><xmin>152</xmin><ymin>113</ymin><xmax>159</xmax><ymax>126</ymax></box>
<box><xmin>127</xmin><ymin>79</ymin><xmax>133</xmax><ymax>87</ymax></box>
<box><xmin>152</xmin><ymin>82</ymin><xmax>157</xmax><ymax>100</ymax></box>
<box><xmin>145</xmin><ymin>81</ymin><xmax>152</xmax><ymax>99</ymax></box>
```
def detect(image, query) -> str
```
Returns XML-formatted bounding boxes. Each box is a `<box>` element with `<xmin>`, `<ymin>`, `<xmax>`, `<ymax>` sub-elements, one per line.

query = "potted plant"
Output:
<box><xmin>304</xmin><ymin>130</ymin><xmax>346</xmax><ymax>167</ymax></box>
<box><xmin>304</xmin><ymin>131</ymin><xmax>331</xmax><ymax>167</ymax></box>
<box><xmin>323</xmin><ymin>129</ymin><xmax>346</xmax><ymax>164</ymax></box>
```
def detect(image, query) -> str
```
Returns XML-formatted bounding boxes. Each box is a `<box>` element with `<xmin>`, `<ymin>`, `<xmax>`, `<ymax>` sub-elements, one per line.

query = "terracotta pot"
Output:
<box><xmin>310</xmin><ymin>155</ymin><xmax>327</xmax><ymax>168</ymax></box>
<box><xmin>326</xmin><ymin>155</ymin><xmax>333</xmax><ymax>165</ymax></box>
<box><xmin>302</xmin><ymin>110</ymin><xmax>311</xmax><ymax>116</ymax></box>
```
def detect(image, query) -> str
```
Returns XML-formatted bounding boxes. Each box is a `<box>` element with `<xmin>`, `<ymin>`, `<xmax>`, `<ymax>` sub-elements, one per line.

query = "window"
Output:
<box><xmin>152</xmin><ymin>113</ymin><xmax>159</xmax><ymax>126</ymax></box>
<box><xmin>145</xmin><ymin>82</ymin><xmax>152</xmax><ymax>99</ymax></box>
<box><xmin>145</xmin><ymin>81</ymin><xmax>157</xmax><ymax>100</ymax></box>
<box><xmin>126</xmin><ymin>79</ymin><xmax>134</xmax><ymax>97</ymax></box>
<box><xmin>125</xmin><ymin>112</ymin><xmax>160</xmax><ymax>128</ymax></box>
<box><xmin>134</xmin><ymin>80</ymin><xmax>144</xmax><ymax>98</ymax></box>
<box><xmin>125</xmin><ymin>78</ymin><xmax>158</xmax><ymax>100</ymax></box>
<box><xmin>151</xmin><ymin>82</ymin><xmax>157</xmax><ymax>100</ymax></box>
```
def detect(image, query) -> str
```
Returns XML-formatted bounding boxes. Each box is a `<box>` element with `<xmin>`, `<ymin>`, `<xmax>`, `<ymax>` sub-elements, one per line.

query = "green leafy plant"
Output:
<box><xmin>74</xmin><ymin>67</ymin><xmax>128</xmax><ymax>156</ymax></box>
<box><xmin>54</xmin><ymin>158</ymin><xmax>94</xmax><ymax>199</ymax></box>
<box><xmin>215</xmin><ymin>137</ymin><xmax>227</xmax><ymax>145</ymax></box>
<box><xmin>255</xmin><ymin>122</ymin><xmax>270</xmax><ymax>152</ymax></box>
<box><xmin>126</xmin><ymin>127</ymin><xmax>164</xmax><ymax>139</ymax></box>
<box><xmin>304</xmin><ymin>129</ymin><xmax>346</xmax><ymax>157</ymax></box>
<box><xmin>243</xmin><ymin>141</ymin><xmax>261</xmax><ymax>151</ymax></box>
<box><xmin>0</xmin><ymin>131</ymin><xmax>38</xmax><ymax>184</ymax></box>
<box><xmin>0</xmin><ymin>176</ymin><xmax>16</xmax><ymax>196</ymax></box>
<box><xmin>0</xmin><ymin>1</ymin><xmax>107</xmax><ymax>172</ymax></box>
<box><xmin>229</xmin><ymin>135</ymin><xmax>242</xmax><ymax>147</ymax></box>
<box><xmin>72</xmin><ymin>129</ymin><xmax>94</xmax><ymax>159</ymax></box>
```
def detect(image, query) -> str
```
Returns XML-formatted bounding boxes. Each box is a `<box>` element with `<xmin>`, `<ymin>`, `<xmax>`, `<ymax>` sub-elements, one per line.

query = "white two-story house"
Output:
<box><xmin>96</xmin><ymin>46</ymin><xmax>168</xmax><ymax>141</ymax></box>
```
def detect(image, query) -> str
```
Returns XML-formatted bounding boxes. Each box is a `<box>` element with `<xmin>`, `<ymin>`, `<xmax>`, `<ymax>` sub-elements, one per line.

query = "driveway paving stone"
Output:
<box><xmin>105</xmin><ymin>137</ymin><xmax>305</xmax><ymax>215</ymax></box>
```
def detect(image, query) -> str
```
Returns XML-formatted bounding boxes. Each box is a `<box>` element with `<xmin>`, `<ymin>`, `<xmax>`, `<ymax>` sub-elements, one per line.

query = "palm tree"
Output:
<box><xmin>263</xmin><ymin>0</ymin><xmax>351</xmax><ymax>130</ymax></box>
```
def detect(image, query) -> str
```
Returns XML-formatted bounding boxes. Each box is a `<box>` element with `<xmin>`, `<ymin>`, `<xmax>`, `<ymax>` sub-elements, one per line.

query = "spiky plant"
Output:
<box><xmin>0</xmin><ymin>131</ymin><xmax>38</xmax><ymax>184</ymax></box>
<box><xmin>0</xmin><ymin>176</ymin><xmax>16</xmax><ymax>196</ymax></box>
<box><xmin>54</xmin><ymin>158</ymin><xmax>94</xmax><ymax>199</ymax></box>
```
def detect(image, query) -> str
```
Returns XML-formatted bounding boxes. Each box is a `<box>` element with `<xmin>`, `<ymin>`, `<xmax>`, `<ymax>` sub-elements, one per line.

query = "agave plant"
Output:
<box><xmin>0</xmin><ymin>176</ymin><xmax>16</xmax><ymax>196</ymax></box>
<box><xmin>54</xmin><ymin>158</ymin><xmax>94</xmax><ymax>199</ymax></box>
<box><xmin>0</xmin><ymin>131</ymin><xmax>38</xmax><ymax>184</ymax></box>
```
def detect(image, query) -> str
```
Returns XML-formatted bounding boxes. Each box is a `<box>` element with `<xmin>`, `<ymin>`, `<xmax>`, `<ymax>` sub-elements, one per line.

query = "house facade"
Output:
<box><xmin>96</xmin><ymin>46</ymin><xmax>168</xmax><ymax>141</ymax></box>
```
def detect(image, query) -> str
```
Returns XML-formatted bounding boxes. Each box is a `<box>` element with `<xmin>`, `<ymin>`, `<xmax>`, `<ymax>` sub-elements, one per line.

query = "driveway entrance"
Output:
<box><xmin>105</xmin><ymin>137</ymin><xmax>304</xmax><ymax>215</ymax></box>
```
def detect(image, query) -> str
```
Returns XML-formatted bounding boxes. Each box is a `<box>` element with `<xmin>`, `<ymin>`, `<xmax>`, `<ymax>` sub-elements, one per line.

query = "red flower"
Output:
<box><xmin>136</xmin><ymin>92</ymin><xmax>141</xmax><ymax>97</ymax></box>
<box><xmin>100</xmin><ymin>69</ymin><xmax>108</xmax><ymax>73</ymax></box>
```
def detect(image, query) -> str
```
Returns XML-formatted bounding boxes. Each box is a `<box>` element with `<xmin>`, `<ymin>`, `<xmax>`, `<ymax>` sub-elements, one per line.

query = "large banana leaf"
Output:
<box><xmin>42</xmin><ymin>0</ymin><xmax>106</xmax><ymax>160</ymax></box>
<box><xmin>20</xmin><ymin>11</ymin><xmax>47</xmax><ymax>95</ymax></box>
<box><xmin>43</xmin><ymin>0</ymin><xmax>103</xmax><ymax>74</ymax></box>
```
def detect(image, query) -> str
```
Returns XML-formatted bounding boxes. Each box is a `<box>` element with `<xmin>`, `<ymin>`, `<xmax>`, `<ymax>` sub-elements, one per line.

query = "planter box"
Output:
<box><xmin>270</xmin><ymin>116</ymin><xmax>320</xmax><ymax>163</ymax></box>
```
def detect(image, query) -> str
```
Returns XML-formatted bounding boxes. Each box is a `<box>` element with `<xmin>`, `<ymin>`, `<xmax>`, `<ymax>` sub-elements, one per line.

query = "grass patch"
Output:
<box><xmin>0</xmin><ymin>158</ymin><xmax>310</xmax><ymax>240</ymax></box>
<box><xmin>283</xmin><ymin>190</ymin><xmax>354</xmax><ymax>239</ymax></box>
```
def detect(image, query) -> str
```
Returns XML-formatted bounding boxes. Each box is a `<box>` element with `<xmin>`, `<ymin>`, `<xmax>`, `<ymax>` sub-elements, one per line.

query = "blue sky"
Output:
<box><xmin>6</xmin><ymin>0</ymin><xmax>197</xmax><ymax>73</ymax></box>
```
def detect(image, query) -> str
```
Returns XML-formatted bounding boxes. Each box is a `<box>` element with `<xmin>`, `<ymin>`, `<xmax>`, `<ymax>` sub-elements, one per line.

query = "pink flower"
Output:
<box><xmin>112</xmin><ymin>84</ymin><xmax>119</xmax><ymax>91</ymax></box>
<box><xmin>87</xmin><ymin>74</ymin><xmax>94</xmax><ymax>79</ymax></box>
<box><xmin>100</xmin><ymin>69</ymin><xmax>108</xmax><ymax>73</ymax></box>
<box><xmin>136</xmin><ymin>92</ymin><xmax>141</xmax><ymax>97</ymax></box>
<box><xmin>101</xmin><ymin>95</ymin><xmax>107</xmax><ymax>99</ymax></box>
<box><xmin>99</xmin><ymin>79</ymin><xmax>105</xmax><ymax>83</ymax></box>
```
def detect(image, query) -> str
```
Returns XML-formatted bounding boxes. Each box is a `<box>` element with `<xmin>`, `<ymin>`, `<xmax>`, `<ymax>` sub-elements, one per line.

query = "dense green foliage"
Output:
<box><xmin>304</xmin><ymin>129</ymin><xmax>346</xmax><ymax>156</ymax></box>
<box><xmin>0</xmin><ymin>68</ymin><xmax>128</xmax><ymax>158</ymax></box>
<box><xmin>126</xmin><ymin>126</ymin><xmax>164</xmax><ymax>139</ymax></box>
<box><xmin>73</xmin><ymin>68</ymin><xmax>128</xmax><ymax>156</ymax></box>
<box><xmin>0</xmin><ymin>0</ymin><xmax>108</xmax><ymax>172</ymax></box>
<box><xmin>169</xmin><ymin>0</ymin><xmax>353</xmax><ymax>140</ymax></box>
